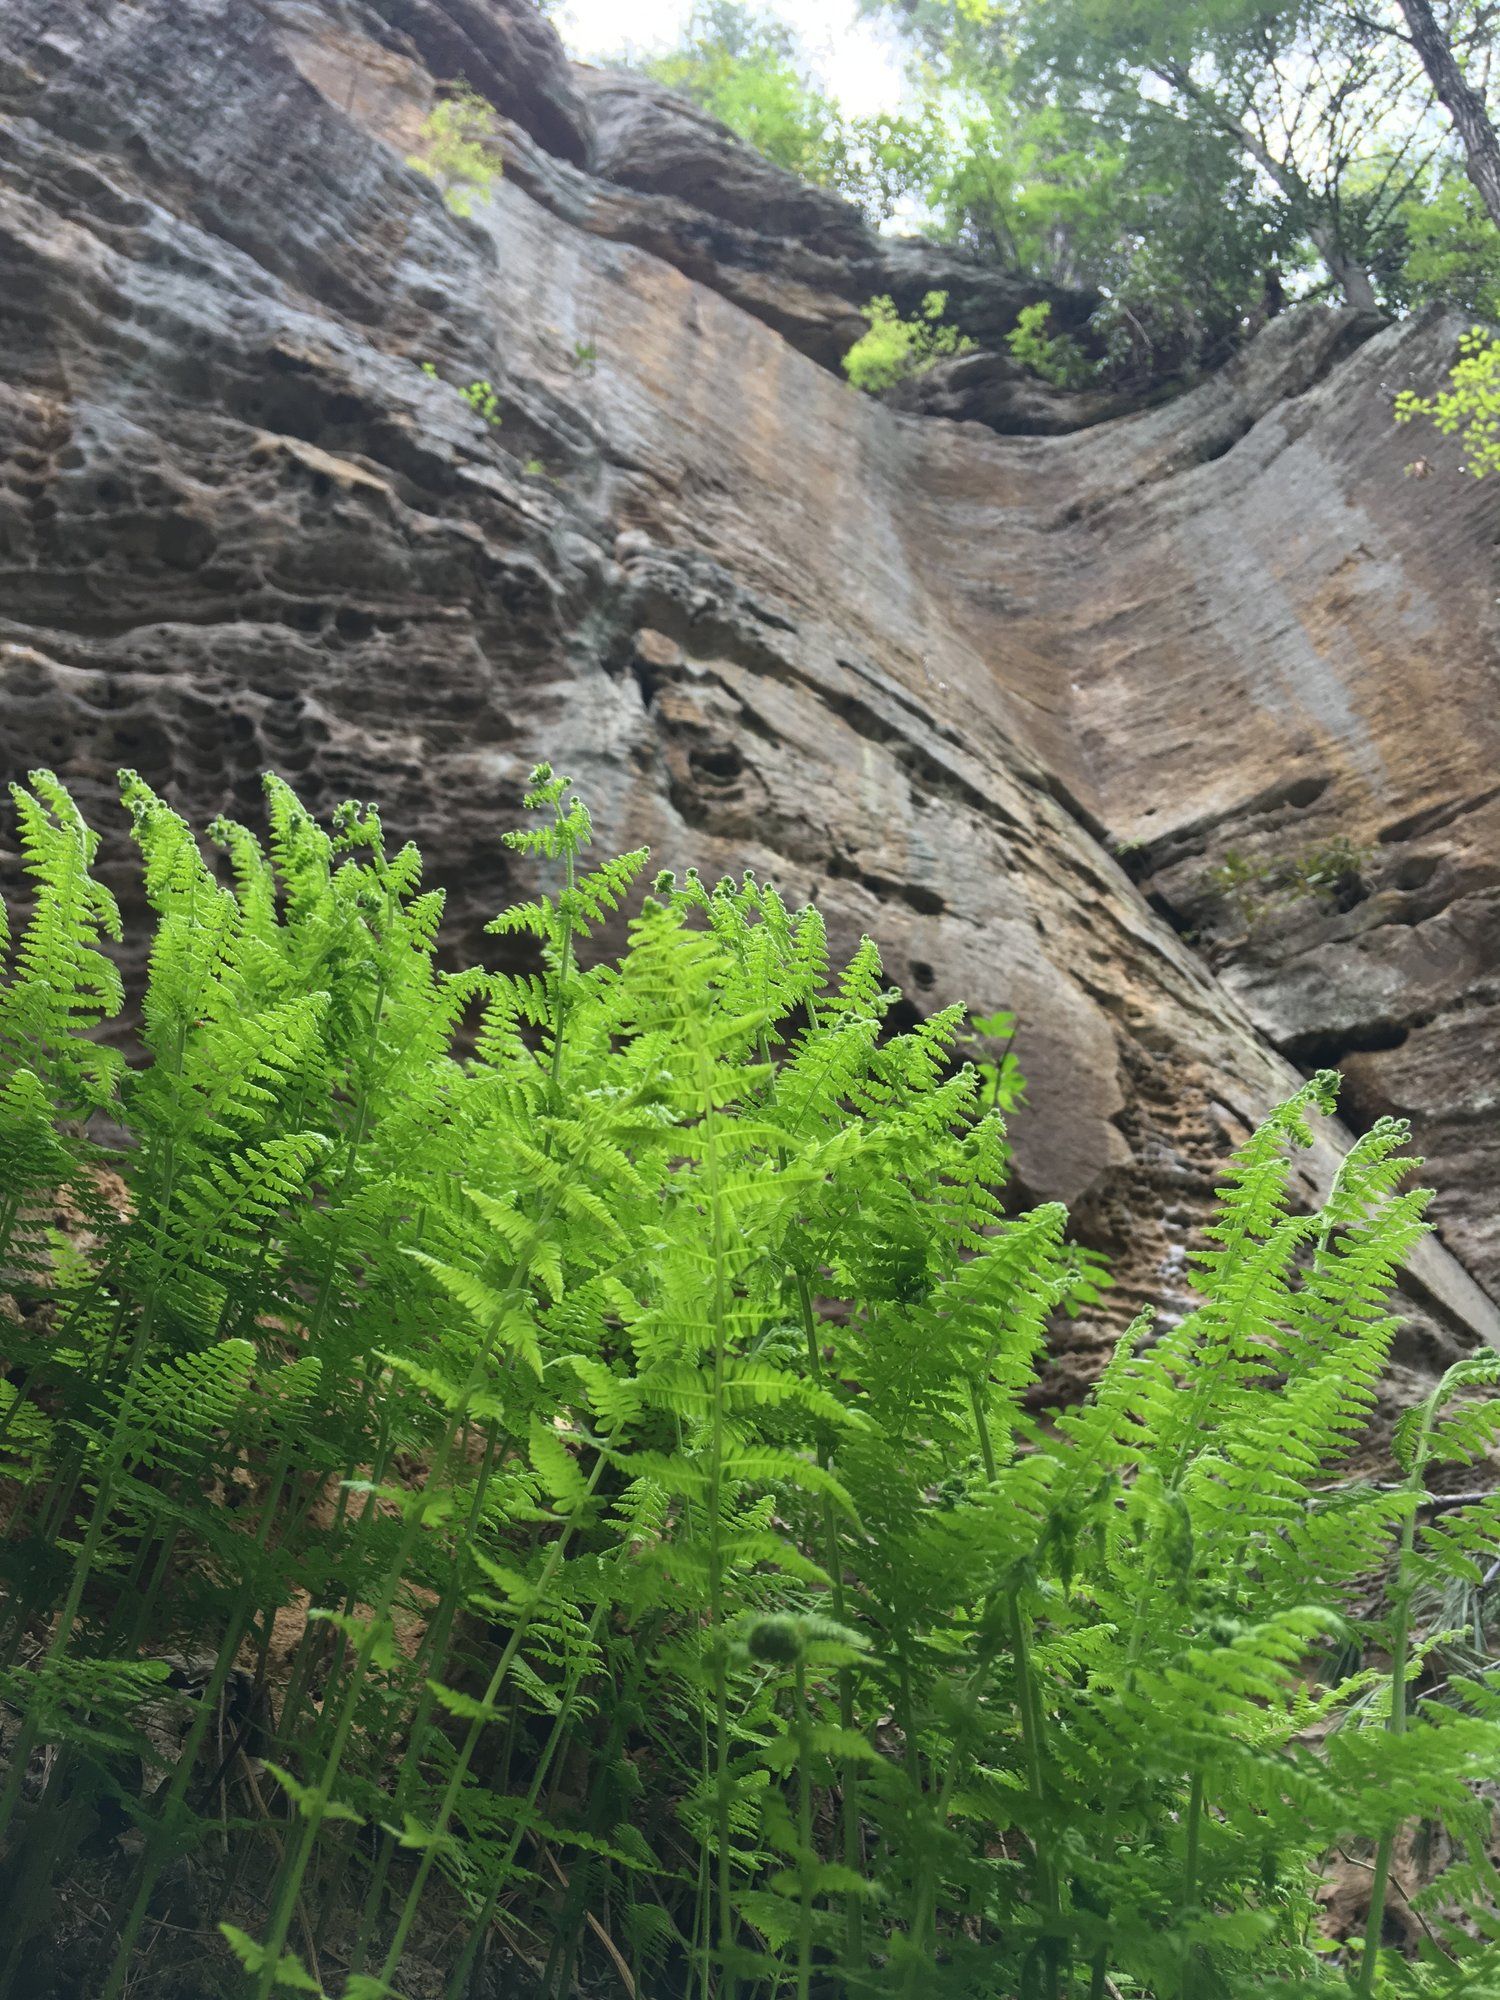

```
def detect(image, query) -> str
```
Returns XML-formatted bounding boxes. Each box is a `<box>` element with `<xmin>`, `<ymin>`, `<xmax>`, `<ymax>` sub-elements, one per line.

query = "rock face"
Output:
<box><xmin>1062</xmin><ymin>306</ymin><xmax>1500</xmax><ymax>1303</ymax></box>
<box><xmin>568</xmin><ymin>67</ymin><xmax>1087</xmax><ymax>374</ymax></box>
<box><xmin>883</xmin><ymin>344</ymin><xmax>1131</xmax><ymax>436</ymax></box>
<box><xmin>364</xmin><ymin>0</ymin><xmax>591</xmax><ymax>163</ymax></box>
<box><xmin>1</xmin><ymin>0</ymin><xmax>1497</xmax><ymax>1392</ymax></box>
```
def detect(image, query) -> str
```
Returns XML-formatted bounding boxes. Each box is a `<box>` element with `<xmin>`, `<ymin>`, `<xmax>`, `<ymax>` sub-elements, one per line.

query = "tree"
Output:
<box><xmin>1058</xmin><ymin>0</ymin><xmax>1442</xmax><ymax>308</ymax></box>
<box><xmin>1384</xmin><ymin>160</ymin><xmax>1500</xmax><ymax>314</ymax></box>
<box><xmin>1392</xmin><ymin>0</ymin><xmax>1500</xmax><ymax>228</ymax></box>
<box><xmin>880</xmin><ymin>0</ymin><xmax>1442</xmax><ymax>310</ymax></box>
<box><xmin>908</xmin><ymin>74</ymin><xmax>1300</xmax><ymax>378</ymax></box>
<box><xmin>635</xmin><ymin>1</ymin><xmax>939</xmax><ymax>225</ymax></box>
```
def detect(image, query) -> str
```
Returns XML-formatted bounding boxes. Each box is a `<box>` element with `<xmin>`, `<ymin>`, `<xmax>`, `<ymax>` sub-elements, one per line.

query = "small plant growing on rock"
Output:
<box><xmin>419</xmin><ymin>361</ymin><xmax>502</xmax><ymax>427</ymax></box>
<box><xmin>457</xmin><ymin>378</ymin><xmax>501</xmax><ymax>425</ymax></box>
<box><xmin>1203</xmin><ymin>833</ymin><xmax>1370</xmax><ymax>926</ymax></box>
<box><xmin>1204</xmin><ymin>846</ymin><xmax>1276</xmax><ymax>924</ymax></box>
<box><xmin>1006</xmin><ymin>300</ymin><xmax>1094</xmax><ymax>389</ymax></box>
<box><xmin>842</xmin><ymin>288</ymin><xmax>975</xmax><ymax>393</ymax></box>
<box><xmin>1295</xmin><ymin>831</ymin><xmax>1369</xmax><ymax>902</ymax></box>
<box><xmin>407</xmin><ymin>84</ymin><xmax>504</xmax><ymax>217</ymax></box>
<box><xmin>1396</xmin><ymin>327</ymin><xmax>1500</xmax><ymax>478</ymax></box>
<box><xmin>968</xmin><ymin>1006</ymin><xmax>1026</xmax><ymax>1115</ymax></box>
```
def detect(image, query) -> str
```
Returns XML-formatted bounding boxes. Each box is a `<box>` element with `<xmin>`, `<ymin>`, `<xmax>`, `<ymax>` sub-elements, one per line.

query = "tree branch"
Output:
<box><xmin>1395</xmin><ymin>0</ymin><xmax>1500</xmax><ymax>226</ymax></box>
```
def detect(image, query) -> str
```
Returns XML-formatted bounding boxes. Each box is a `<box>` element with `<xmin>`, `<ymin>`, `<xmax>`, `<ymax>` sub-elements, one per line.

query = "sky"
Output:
<box><xmin>552</xmin><ymin>0</ymin><xmax>910</xmax><ymax>118</ymax></box>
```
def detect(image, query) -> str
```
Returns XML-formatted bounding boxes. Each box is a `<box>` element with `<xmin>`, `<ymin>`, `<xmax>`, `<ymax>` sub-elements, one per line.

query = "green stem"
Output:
<box><xmin>795</xmin><ymin>1657</ymin><xmax>813</xmax><ymax>2000</ymax></box>
<box><xmin>0</xmin><ymin>1010</ymin><xmax>198</xmax><ymax>1826</ymax></box>
<box><xmin>796</xmin><ymin>1271</ymin><xmax>864</xmax><ymax>1974</ymax></box>
<box><xmin>969</xmin><ymin>1376</ymin><xmax>999</xmax><ymax>1485</ymax></box>
<box><xmin>695</xmin><ymin>1705</ymin><xmax>714</xmax><ymax>2000</ymax></box>
<box><xmin>443</xmin><ymin>1604</ymin><xmax>607</xmax><ymax>2000</ymax></box>
<box><xmin>347</xmin><ymin>1428</ymin><xmax>505</xmax><ymax>1974</ymax></box>
<box><xmin>249</xmin><ymin>1211</ymin><xmax>560</xmax><ymax>2000</ymax></box>
<box><xmin>100</xmin><ymin>1579</ymin><xmax>260</xmax><ymax>2000</ymax></box>
<box><xmin>697</xmin><ymin>1037</ymin><xmax>736</xmax><ymax>2000</ymax></box>
<box><xmin>0</xmin><ymin>1194</ymin><xmax>19</xmax><ymax>1283</ymax></box>
<box><xmin>1355</xmin><ymin>1370</ymin><xmax>1450</xmax><ymax>2000</ymax></box>
<box><xmin>1181</xmin><ymin>1768</ymin><xmax>1203</xmax><ymax>2000</ymax></box>
<box><xmin>1008</xmin><ymin>1591</ymin><xmax>1061</xmax><ymax>2000</ymax></box>
<box><xmin>549</xmin><ymin>839</ymin><xmax>576</xmax><ymax>1090</ymax></box>
<box><xmin>373</xmin><ymin>1453</ymin><xmax>607</xmax><ymax>1990</ymax></box>
<box><xmin>272</xmin><ymin>1412</ymin><xmax>395</xmax><ymax>1754</ymax></box>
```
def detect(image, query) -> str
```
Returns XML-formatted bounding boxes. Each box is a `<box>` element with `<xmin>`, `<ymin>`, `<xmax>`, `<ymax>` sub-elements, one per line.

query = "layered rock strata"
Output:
<box><xmin>1</xmin><ymin>0</ymin><xmax>1497</xmax><ymax>1400</ymax></box>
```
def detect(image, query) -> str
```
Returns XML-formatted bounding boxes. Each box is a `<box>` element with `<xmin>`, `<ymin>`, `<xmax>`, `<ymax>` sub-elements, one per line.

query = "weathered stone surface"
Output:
<box><xmin>883</xmin><ymin>345</ymin><xmax>1130</xmax><ymax>436</ymax></box>
<box><xmin>573</xmin><ymin>65</ymin><xmax>1089</xmax><ymax>372</ymax></box>
<box><xmin>580</xmin><ymin>67</ymin><xmax>870</xmax><ymax>249</ymax></box>
<box><xmin>1</xmin><ymin>0</ymin><xmax>1496</xmax><ymax>1395</ymax></box>
<box><xmin>365</xmin><ymin>0</ymin><xmax>592</xmax><ymax>163</ymax></box>
<box><xmin>1040</xmin><ymin>307</ymin><xmax>1500</xmax><ymax>1297</ymax></box>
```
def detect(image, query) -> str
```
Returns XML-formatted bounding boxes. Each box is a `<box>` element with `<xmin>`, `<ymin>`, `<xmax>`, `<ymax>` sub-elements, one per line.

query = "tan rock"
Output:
<box><xmin>0</xmin><ymin>0</ymin><xmax>1495</xmax><ymax>1393</ymax></box>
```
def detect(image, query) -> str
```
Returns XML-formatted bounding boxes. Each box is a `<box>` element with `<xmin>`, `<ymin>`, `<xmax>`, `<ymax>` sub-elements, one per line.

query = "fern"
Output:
<box><xmin>0</xmin><ymin>772</ymin><xmax>124</xmax><ymax>1112</ymax></box>
<box><xmin>0</xmin><ymin>771</ymin><xmax>1496</xmax><ymax>2000</ymax></box>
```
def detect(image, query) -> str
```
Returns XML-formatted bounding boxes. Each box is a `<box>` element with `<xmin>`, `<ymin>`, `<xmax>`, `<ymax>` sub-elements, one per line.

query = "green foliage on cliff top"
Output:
<box><xmin>843</xmin><ymin>288</ymin><xmax>975</xmax><ymax>390</ymax></box>
<box><xmin>641</xmin><ymin>1</ymin><xmax>939</xmax><ymax>225</ymax></box>
<box><xmin>631</xmin><ymin>0</ymin><xmax>1500</xmax><ymax>389</ymax></box>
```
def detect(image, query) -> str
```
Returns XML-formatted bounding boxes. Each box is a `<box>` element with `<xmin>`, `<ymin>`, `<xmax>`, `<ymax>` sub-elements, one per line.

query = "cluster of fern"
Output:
<box><xmin>2</xmin><ymin>767</ymin><xmax>1500</xmax><ymax>2000</ymax></box>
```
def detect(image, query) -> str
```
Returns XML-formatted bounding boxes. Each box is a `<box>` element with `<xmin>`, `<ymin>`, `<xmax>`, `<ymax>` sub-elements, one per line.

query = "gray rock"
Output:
<box><xmin>0</xmin><ymin>0</ymin><xmax>1495</xmax><ymax>1391</ymax></box>
<box><xmin>365</xmin><ymin>0</ymin><xmax>592</xmax><ymax>164</ymax></box>
<box><xmin>569</xmin><ymin>63</ymin><xmax>1089</xmax><ymax>373</ymax></box>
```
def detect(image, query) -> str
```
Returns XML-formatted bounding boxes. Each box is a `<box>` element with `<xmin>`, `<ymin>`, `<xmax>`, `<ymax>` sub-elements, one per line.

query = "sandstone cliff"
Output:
<box><xmin>2</xmin><ymin>0</ymin><xmax>1498</xmax><ymax>1398</ymax></box>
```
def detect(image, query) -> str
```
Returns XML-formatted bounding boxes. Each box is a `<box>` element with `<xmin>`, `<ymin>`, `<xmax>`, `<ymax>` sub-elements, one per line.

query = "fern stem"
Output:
<box><xmin>895</xmin><ymin>1644</ymin><xmax>934</xmax><ymax>2000</ymax></box>
<box><xmin>368</xmin><ymin>832</ymin><xmax>588</xmax><ymax>1987</ymax></box>
<box><xmin>0</xmin><ymin>1789</ymin><xmax>91</xmax><ymax>1995</ymax></box>
<box><xmin>373</xmin><ymin>1450</ymin><xmax>607</xmax><ymax>1989</ymax></box>
<box><xmin>794</xmin><ymin>1656</ymin><xmax>814</xmax><ymax>2000</ymax></box>
<box><xmin>1007</xmin><ymin>1590</ymin><xmax>1062</xmax><ymax>2000</ymax></box>
<box><xmin>0</xmin><ymin>1362</ymin><xmax>38</xmax><ymax>1458</ymax></box>
<box><xmin>249</xmin><ymin>1210</ymin><xmax>560</xmax><ymax>2000</ymax></box>
<box><xmin>251</xmin><ymin>1516</ymin><xmax>431</xmax><ymax>1992</ymax></box>
<box><xmin>694</xmin><ymin>1702</ymin><xmax>714</xmax><ymax>2000</ymax></box>
<box><xmin>347</xmin><ymin>1425</ymin><xmax>507</xmax><ymax>1975</ymax></box>
<box><xmin>796</xmin><ymin>1270</ymin><xmax>864</xmax><ymax>1974</ymax></box>
<box><xmin>269</xmin><ymin>960</ymin><xmax>395</xmax><ymax>1762</ymax></box>
<box><xmin>99</xmin><ymin>1578</ymin><xmax>259</xmax><ymax>2000</ymax></box>
<box><xmin>1355</xmin><ymin>1371</ymin><xmax>1448</xmax><ymax>2000</ymax></box>
<box><xmin>969</xmin><ymin>1375</ymin><xmax>999</xmax><ymax>1484</ymax></box>
<box><xmin>539</xmin><ymin>1633</ymin><xmax>654</xmax><ymax>2000</ymax></box>
<box><xmin>1181</xmin><ymin>1768</ymin><xmax>1204</xmax><ymax>2000</ymax></box>
<box><xmin>549</xmin><ymin>828</ymin><xmax>577</xmax><ymax>1089</ymax></box>
<box><xmin>272</xmin><ymin>1416</ymin><xmax>393</xmax><ymax>1752</ymax></box>
<box><xmin>444</xmin><ymin>1602</ymin><xmax>607</xmax><ymax>2000</ymax></box>
<box><xmin>0</xmin><ymin>1006</ymin><xmax>196</xmax><ymax>1770</ymax></box>
<box><xmin>695</xmin><ymin>1036</ymin><xmax>737</xmax><ymax>2000</ymax></box>
<box><xmin>0</xmin><ymin>1481</ymin><xmax>116</xmax><ymax>1847</ymax></box>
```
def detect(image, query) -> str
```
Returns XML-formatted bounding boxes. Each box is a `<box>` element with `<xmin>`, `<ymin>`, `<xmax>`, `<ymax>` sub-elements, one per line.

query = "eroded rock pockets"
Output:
<box><xmin>1</xmin><ymin>0</ymin><xmax>1497</xmax><ymax>1376</ymax></box>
